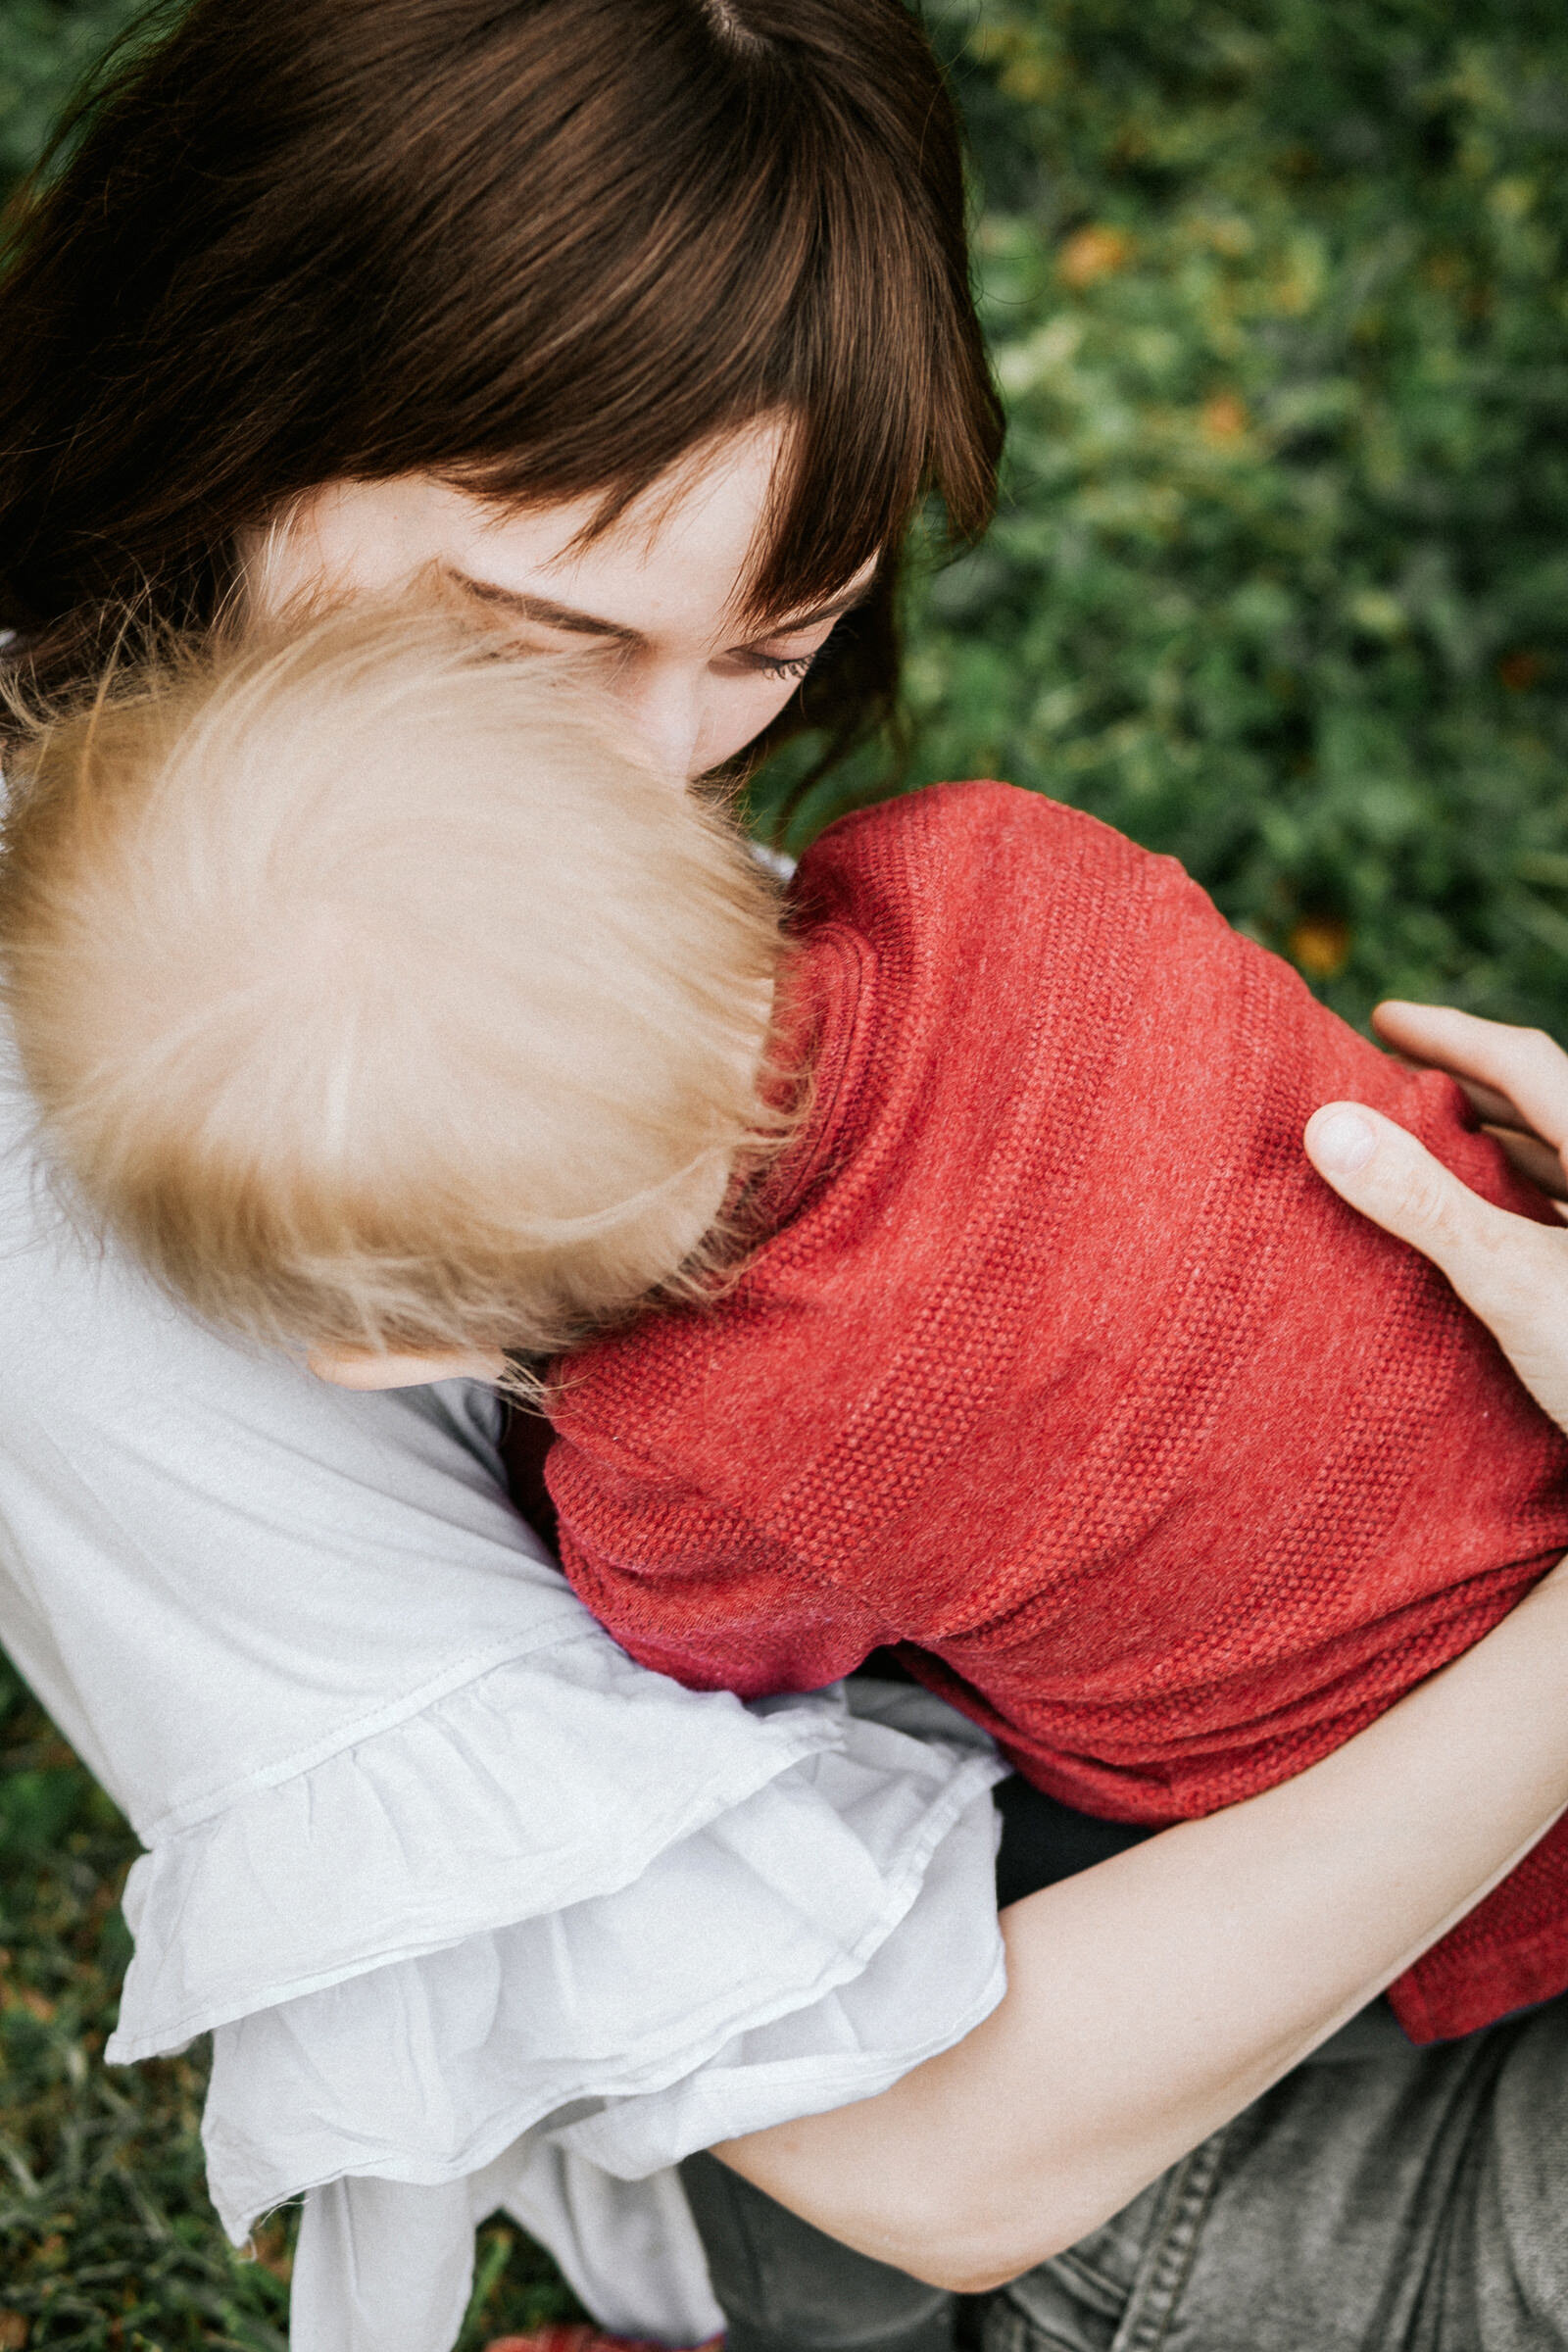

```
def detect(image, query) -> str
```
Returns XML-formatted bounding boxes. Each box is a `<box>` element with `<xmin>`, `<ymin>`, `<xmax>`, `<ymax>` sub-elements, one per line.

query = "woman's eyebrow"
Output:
<box><xmin>443</xmin><ymin>566</ymin><xmax>873</xmax><ymax>646</ymax></box>
<box><xmin>443</xmin><ymin>568</ymin><xmax>643</xmax><ymax>645</ymax></box>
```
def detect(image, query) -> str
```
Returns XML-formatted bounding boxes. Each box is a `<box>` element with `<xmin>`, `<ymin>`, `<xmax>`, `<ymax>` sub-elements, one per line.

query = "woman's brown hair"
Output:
<box><xmin>0</xmin><ymin>0</ymin><xmax>1003</xmax><ymax>797</ymax></box>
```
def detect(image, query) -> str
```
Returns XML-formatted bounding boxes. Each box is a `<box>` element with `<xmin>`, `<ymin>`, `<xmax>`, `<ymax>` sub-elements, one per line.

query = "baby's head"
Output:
<box><xmin>0</xmin><ymin>605</ymin><xmax>788</xmax><ymax>1386</ymax></box>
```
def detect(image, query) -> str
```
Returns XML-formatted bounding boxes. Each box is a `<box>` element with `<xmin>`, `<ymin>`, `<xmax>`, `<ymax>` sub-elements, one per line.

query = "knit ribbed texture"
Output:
<box><xmin>549</xmin><ymin>783</ymin><xmax>1568</xmax><ymax>2043</ymax></box>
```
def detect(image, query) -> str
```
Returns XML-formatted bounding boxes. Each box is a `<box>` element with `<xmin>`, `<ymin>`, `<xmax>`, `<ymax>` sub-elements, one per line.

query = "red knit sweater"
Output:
<box><xmin>548</xmin><ymin>782</ymin><xmax>1568</xmax><ymax>2042</ymax></box>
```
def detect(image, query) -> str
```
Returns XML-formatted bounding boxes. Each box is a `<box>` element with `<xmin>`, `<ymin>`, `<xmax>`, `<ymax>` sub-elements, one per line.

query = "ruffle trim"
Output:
<box><xmin>110</xmin><ymin>1632</ymin><xmax>855</xmax><ymax>2061</ymax></box>
<box><xmin>198</xmin><ymin>1715</ymin><xmax>1005</xmax><ymax>2238</ymax></box>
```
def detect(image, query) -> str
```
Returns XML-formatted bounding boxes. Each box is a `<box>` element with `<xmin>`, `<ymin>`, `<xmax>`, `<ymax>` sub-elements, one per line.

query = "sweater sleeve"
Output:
<box><xmin>549</xmin><ymin>1436</ymin><xmax>893</xmax><ymax>1698</ymax></box>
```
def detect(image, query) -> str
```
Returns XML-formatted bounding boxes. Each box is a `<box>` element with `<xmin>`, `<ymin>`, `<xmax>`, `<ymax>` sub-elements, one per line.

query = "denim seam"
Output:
<box><xmin>1042</xmin><ymin>2247</ymin><xmax>1128</xmax><ymax>2322</ymax></box>
<box><xmin>995</xmin><ymin>2315</ymin><xmax>1092</xmax><ymax>2352</ymax></box>
<box><xmin>1109</xmin><ymin>2131</ymin><xmax>1229</xmax><ymax>2352</ymax></box>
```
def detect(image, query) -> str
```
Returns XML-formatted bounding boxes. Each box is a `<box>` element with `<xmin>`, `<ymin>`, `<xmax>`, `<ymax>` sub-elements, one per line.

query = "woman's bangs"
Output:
<box><xmin>446</xmin><ymin>37</ymin><xmax>986</xmax><ymax>629</ymax></box>
<box><xmin>0</xmin><ymin>0</ymin><xmax>1000</xmax><ymax>744</ymax></box>
<box><xmin>742</xmin><ymin>181</ymin><xmax>948</xmax><ymax>625</ymax></box>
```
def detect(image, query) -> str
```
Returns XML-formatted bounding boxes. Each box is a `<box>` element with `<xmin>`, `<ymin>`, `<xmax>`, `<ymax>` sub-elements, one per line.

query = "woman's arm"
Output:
<box><xmin>717</xmin><ymin>1559</ymin><xmax>1568</xmax><ymax>2287</ymax></box>
<box><xmin>717</xmin><ymin>1005</ymin><xmax>1568</xmax><ymax>2291</ymax></box>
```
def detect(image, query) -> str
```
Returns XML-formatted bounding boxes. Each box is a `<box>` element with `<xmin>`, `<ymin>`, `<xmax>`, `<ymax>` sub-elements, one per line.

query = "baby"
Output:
<box><xmin>7</xmin><ymin>603</ymin><xmax>1567</xmax><ymax>2046</ymax></box>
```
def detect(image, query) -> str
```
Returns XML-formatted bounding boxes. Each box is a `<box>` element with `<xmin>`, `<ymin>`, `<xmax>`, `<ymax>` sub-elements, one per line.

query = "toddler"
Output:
<box><xmin>7</xmin><ymin>602</ymin><xmax>1567</xmax><ymax>2047</ymax></box>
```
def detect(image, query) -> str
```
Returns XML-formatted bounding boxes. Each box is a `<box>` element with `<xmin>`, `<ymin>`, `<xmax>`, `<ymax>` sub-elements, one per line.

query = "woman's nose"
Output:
<box><xmin>612</xmin><ymin>658</ymin><xmax>707</xmax><ymax>781</ymax></box>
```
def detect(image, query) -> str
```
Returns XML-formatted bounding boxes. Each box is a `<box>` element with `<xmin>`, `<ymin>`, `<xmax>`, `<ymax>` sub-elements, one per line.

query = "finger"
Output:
<box><xmin>1482</xmin><ymin>1122</ymin><xmax>1568</xmax><ymax>1201</ymax></box>
<box><xmin>1307</xmin><ymin>1100</ymin><xmax>1568</xmax><ymax>1434</ymax></box>
<box><xmin>1413</xmin><ymin>1068</ymin><xmax>1558</xmax><ymax>1170</ymax></box>
<box><xmin>1375</xmin><ymin>1009</ymin><xmax>1528</xmax><ymax>1126</ymax></box>
<box><xmin>1379</xmin><ymin>1053</ymin><xmax>1526</xmax><ymax>1134</ymax></box>
<box><xmin>1372</xmin><ymin>1003</ymin><xmax>1568</xmax><ymax>1155</ymax></box>
<box><xmin>1303</xmin><ymin>1102</ymin><xmax>1554</xmax><ymax>1322</ymax></box>
<box><xmin>1454</xmin><ymin>1075</ymin><xmax>1533</xmax><ymax>1131</ymax></box>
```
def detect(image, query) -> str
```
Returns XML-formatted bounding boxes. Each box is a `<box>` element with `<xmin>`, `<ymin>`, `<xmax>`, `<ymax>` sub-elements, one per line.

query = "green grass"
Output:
<box><xmin>0</xmin><ymin>1656</ymin><xmax>290</xmax><ymax>2349</ymax></box>
<box><xmin>5</xmin><ymin>0</ymin><xmax>1568</xmax><ymax>2337</ymax></box>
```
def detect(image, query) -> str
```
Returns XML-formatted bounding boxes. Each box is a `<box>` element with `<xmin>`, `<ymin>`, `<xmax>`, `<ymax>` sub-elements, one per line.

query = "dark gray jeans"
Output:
<box><xmin>682</xmin><ymin>1991</ymin><xmax>1568</xmax><ymax>2351</ymax></box>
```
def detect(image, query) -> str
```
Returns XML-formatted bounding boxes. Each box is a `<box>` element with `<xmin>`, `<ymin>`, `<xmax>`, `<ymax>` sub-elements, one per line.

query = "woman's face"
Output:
<box><xmin>256</xmin><ymin>416</ymin><xmax>874</xmax><ymax>781</ymax></box>
<box><xmin>284</xmin><ymin>414</ymin><xmax>873</xmax><ymax>1394</ymax></box>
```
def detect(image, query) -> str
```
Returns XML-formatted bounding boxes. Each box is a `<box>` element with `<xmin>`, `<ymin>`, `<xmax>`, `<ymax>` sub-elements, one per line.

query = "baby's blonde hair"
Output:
<box><xmin>0</xmin><ymin>605</ymin><xmax>789</xmax><ymax>1363</ymax></box>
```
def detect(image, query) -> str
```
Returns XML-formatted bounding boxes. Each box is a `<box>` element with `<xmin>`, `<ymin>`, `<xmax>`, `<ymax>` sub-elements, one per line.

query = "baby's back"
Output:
<box><xmin>551</xmin><ymin>781</ymin><xmax>1568</xmax><ymax>2037</ymax></box>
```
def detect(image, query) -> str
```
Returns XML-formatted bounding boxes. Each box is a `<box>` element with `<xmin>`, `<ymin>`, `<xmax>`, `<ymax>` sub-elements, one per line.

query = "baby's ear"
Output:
<box><xmin>307</xmin><ymin>1346</ymin><xmax>507</xmax><ymax>1390</ymax></box>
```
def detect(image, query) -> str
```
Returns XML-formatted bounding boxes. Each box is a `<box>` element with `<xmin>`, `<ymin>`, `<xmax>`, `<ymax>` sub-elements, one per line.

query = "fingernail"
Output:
<box><xmin>1309</xmin><ymin>1107</ymin><xmax>1377</xmax><ymax>1173</ymax></box>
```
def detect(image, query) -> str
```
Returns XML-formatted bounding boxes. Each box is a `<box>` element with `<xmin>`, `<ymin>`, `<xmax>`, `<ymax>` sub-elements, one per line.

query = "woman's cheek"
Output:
<box><xmin>699</xmin><ymin>674</ymin><xmax>808</xmax><ymax>776</ymax></box>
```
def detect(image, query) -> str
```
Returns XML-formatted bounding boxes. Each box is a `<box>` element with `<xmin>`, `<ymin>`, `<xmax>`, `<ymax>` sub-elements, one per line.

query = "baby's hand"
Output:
<box><xmin>1305</xmin><ymin>1004</ymin><xmax>1568</xmax><ymax>1436</ymax></box>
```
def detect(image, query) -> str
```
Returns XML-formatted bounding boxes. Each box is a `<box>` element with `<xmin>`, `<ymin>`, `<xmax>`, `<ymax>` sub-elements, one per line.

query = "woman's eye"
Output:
<box><xmin>755</xmin><ymin>648</ymin><xmax>819</xmax><ymax>683</ymax></box>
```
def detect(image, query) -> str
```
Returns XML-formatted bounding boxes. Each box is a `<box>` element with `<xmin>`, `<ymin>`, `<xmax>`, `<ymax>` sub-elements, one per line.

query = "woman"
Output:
<box><xmin>1</xmin><ymin>5</ymin><xmax>1567</xmax><ymax>2349</ymax></box>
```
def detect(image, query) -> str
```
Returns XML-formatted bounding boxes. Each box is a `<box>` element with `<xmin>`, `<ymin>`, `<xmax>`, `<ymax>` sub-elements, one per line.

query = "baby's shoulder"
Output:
<box><xmin>802</xmin><ymin>781</ymin><xmax>1214</xmax><ymax>945</ymax></box>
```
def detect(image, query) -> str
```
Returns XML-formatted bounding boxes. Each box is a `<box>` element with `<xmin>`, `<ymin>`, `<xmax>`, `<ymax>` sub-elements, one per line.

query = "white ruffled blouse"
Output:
<box><xmin>0</xmin><ymin>1053</ymin><xmax>1006</xmax><ymax>2350</ymax></box>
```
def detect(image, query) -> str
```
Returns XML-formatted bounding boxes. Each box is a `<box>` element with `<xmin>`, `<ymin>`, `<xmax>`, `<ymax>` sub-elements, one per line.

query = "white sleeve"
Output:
<box><xmin>291</xmin><ymin>2149</ymin><xmax>723</xmax><ymax>2352</ymax></box>
<box><xmin>0</xmin><ymin>1075</ymin><xmax>1005</xmax><ymax>2350</ymax></box>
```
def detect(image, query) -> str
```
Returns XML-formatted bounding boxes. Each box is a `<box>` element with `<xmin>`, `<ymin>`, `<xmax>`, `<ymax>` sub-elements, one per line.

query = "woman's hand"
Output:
<box><xmin>1372</xmin><ymin>998</ymin><xmax>1568</xmax><ymax>1199</ymax></box>
<box><xmin>1305</xmin><ymin>1001</ymin><xmax>1568</xmax><ymax>1433</ymax></box>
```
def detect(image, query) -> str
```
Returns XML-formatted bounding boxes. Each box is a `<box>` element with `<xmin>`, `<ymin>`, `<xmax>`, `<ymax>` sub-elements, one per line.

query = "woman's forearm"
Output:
<box><xmin>716</xmin><ymin>1553</ymin><xmax>1568</xmax><ymax>2289</ymax></box>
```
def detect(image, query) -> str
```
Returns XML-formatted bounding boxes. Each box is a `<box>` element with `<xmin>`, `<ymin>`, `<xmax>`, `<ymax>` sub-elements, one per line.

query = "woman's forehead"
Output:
<box><xmin>263</xmin><ymin>422</ymin><xmax>873</xmax><ymax>649</ymax></box>
<box><xmin>473</xmin><ymin>420</ymin><xmax>791</xmax><ymax>640</ymax></box>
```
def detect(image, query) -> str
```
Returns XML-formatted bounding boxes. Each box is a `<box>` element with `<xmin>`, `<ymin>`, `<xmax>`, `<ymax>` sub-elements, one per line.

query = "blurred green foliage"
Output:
<box><xmin>760</xmin><ymin>0</ymin><xmax>1568</xmax><ymax>1031</ymax></box>
<box><xmin>0</xmin><ymin>0</ymin><xmax>142</xmax><ymax>183</ymax></box>
<box><xmin>4</xmin><ymin>0</ymin><xmax>1568</xmax><ymax>2335</ymax></box>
